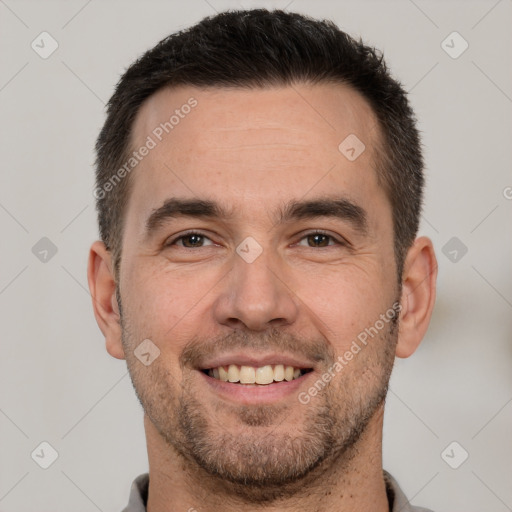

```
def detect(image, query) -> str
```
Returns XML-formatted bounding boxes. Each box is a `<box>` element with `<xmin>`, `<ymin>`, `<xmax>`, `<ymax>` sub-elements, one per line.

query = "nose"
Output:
<box><xmin>211</xmin><ymin>245</ymin><xmax>299</xmax><ymax>332</ymax></box>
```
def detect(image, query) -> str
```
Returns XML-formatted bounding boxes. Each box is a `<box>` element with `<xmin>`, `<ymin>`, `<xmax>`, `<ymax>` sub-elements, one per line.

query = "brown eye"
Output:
<box><xmin>166</xmin><ymin>232</ymin><xmax>215</xmax><ymax>248</ymax></box>
<box><xmin>180</xmin><ymin>234</ymin><xmax>205</xmax><ymax>247</ymax></box>
<box><xmin>296</xmin><ymin>231</ymin><xmax>341</xmax><ymax>248</ymax></box>
<box><xmin>306</xmin><ymin>234</ymin><xmax>331</xmax><ymax>247</ymax></box>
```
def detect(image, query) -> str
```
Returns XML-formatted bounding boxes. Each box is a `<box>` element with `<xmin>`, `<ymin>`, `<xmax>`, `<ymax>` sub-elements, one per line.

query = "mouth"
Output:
<box><xmin>202</xmin><ymin>364</ymin><xmax>313</xmax><ymax>385</ymax></box>
<box><xmin>196</xmin><ymin>353</ymin><xmax>317</xmax><ymax>404</ymax></box>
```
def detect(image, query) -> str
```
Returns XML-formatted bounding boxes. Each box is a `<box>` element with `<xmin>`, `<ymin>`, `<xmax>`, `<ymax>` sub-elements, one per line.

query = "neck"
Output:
<box><xmin>144</xmin><ymin>405</ymin><xmax>389</xmax><ymax>512</ymax></box>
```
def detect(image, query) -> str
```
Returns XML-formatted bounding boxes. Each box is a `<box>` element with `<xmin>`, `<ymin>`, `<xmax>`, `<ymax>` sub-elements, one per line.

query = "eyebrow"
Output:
<box><xmin>145</xmin><ymin>198</ymin><xmax>234</xmax><ymax>236</ymax></box>
<box><xmin>278</xmin><ymin>197</ymin><xmax>368</xmax><ymax>233</ymax></box>
<box><xmin>144</xmin><ymin>196</ymin><xmax>368</xmax><ymax>238</ymax></box>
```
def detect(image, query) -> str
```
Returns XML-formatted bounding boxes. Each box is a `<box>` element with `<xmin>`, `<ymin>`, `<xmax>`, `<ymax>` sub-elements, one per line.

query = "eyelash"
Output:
<box><xmin>165</xmin><ymin>229</ymin><xmax>347</xmax><ymax>249</ymax></box>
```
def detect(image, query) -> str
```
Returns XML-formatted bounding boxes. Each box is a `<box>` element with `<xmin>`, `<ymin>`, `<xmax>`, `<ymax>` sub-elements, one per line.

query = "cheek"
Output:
<box><xmin>301</xmin><ymin>264</ymin><xmax>391</xmax><ymax>332</ymax></box>
<box><xmin>122</xmin><ymin>262</ymin><xmax>219</xmax><ymax>346</ymax></box>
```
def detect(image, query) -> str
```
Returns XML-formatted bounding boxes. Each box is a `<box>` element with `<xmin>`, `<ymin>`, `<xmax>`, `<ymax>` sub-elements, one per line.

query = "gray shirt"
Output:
<box><xmin>121</xmin><ymin>470</ymin><xmax>434</xmax><ymax>511</ymax></box>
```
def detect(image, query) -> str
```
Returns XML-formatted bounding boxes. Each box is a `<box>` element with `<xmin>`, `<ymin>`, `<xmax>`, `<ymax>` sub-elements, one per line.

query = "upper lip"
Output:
<box><xmin>197</xmin><ymin>352</ymin><xmax>316</xmax><ymax>370</ymax></box>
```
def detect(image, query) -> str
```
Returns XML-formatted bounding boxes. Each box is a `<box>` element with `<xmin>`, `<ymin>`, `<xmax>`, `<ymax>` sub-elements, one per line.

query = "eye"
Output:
<box><xmin>166</xmin><ymin>231</ymin><xmax>215</xmax><ymax>248</ymax></box>
<box><xmin>296</xmin><ymin>231</ymin><xmax>344</xmax><ymax>248</ymax></box>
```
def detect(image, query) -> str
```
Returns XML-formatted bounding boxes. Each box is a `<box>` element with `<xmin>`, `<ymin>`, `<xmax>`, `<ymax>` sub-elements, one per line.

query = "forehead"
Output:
<box><xmin>126</xmin><ymin>83</ymin><xmax>387</xmax><ymax>232</ymax></box>
<box><xmin>133</xmin><ymin>82</ymin><xmax>380</xmax><ymax>158</ymax></box>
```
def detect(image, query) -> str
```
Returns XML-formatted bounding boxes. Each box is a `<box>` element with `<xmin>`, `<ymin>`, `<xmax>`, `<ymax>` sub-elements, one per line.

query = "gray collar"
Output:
<box><xmin>122</xmin><ymin>470</ymin><xmax>434</xmax><ymax>512</ymax></box>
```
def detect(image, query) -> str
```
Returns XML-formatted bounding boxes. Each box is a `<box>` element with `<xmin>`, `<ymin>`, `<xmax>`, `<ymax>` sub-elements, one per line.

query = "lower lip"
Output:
<box><xmin>198</xmin><ymin>370</ymin><xmax>313</xmax><ymax>405</ymax></box>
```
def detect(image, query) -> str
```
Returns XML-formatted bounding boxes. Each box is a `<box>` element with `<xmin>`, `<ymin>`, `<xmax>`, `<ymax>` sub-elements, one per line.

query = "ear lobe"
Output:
<box><xmin>395</xmin><ymin>236</ymin><xmax>438</xmax><ymax>358</ymax></box>
<box><xmin>87</xmin><ymin>241</ymin><xmax>126</xmax><ymax>360</ymax></box>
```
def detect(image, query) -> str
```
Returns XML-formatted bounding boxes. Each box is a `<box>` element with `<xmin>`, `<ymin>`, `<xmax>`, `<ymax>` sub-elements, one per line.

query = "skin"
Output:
<box><xmin>88</xmin><ymin>83</ymin><xmax>437</xmax><ymax>512</ymax></box>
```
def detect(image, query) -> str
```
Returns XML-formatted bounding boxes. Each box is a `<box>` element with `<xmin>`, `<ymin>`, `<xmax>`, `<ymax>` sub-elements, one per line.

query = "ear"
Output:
<box><xmin>87</xmin><ymin>241</ymin><xmax>125</xmax><ymax>360</ymax></box>
<box><xmin>396</xmin><ymin>236</ymin><xmax>437</xmax><ymax>358</ymax></box>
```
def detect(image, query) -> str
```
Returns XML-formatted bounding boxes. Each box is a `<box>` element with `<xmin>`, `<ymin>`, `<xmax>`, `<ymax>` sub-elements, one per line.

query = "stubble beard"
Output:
<box><xmin>119</xmin><ymin>296</ymin><xmax>399</xmax><ymax>501</ymax></box>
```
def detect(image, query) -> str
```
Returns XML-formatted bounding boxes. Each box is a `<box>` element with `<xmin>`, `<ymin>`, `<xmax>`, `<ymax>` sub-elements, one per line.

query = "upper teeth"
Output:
<box><xmin>208</xmin><ymin>364</ymin><xmax>304</xmax><ymax>384</ymax></box>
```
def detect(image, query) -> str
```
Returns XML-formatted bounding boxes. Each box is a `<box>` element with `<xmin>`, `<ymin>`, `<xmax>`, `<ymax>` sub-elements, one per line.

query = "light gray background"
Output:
<box><xmin>1</xmin><ymin>0</ymin><xmax>511</xmax><ymax>511</ymax></box>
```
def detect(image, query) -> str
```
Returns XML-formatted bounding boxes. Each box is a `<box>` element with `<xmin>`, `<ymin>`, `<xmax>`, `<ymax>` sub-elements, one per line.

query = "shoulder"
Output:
<box><xmin>121</xmin><ymin>472</ymin><xmax>149</xmax><ymax>512</ymax></box>
<box><xmin>384</xmin><ymin>470</ymin><xmax>435</xmax><ymax>512</ymax></box>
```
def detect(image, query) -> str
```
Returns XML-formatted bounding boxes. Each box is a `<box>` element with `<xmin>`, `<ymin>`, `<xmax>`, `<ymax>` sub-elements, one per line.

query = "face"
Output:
<box><xmin>117</xmin><ymin>83</ymin><xmax>400</xmax><ymax>492</ymax></box>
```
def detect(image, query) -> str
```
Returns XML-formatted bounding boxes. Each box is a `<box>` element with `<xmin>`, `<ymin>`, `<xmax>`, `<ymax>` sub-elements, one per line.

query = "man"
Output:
<box><xmin>88</xmin><ymin>9</ymin><xmax>437</xmax><ymax>512</ymax></box>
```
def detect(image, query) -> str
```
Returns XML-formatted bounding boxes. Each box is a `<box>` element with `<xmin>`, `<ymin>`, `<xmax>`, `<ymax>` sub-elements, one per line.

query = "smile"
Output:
<box><xmin>203</xmin><ymin>364</ymin><xmax>313</xmax><ymax>385</ymax></box>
